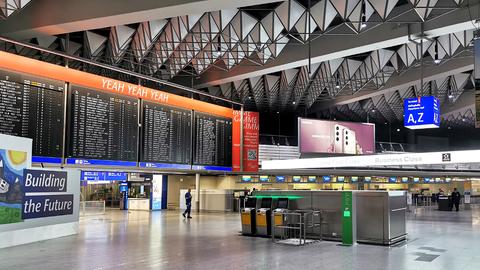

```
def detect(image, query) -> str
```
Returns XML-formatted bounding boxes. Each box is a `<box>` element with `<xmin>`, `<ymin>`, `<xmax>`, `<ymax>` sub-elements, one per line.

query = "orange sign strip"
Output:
<box><xmin>0</xmin><ymin>51</ymin><xmax>233</xmax><ymax>118</ymax></box>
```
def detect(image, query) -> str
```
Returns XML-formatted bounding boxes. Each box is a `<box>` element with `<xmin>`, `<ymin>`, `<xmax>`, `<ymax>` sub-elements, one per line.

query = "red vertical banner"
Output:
<box><xmin>232</xmin><ymin>111</ymin><xmax>259</xmax><ymax>172</ymax></box>
<box><xmin>232</xmin><ymin>111</ymin><xmax>242</xmax><ymax>171</ymax></box>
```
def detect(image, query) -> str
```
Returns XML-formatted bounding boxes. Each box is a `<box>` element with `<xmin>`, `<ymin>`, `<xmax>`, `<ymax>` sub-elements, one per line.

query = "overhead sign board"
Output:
<box><xmin>404</xmin><ymin>96</ymin><xmax>440</xmax><ymax>129</ymax></box>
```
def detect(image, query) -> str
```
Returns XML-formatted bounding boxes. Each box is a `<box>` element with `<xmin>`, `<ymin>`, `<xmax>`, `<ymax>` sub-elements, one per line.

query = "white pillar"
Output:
<box><xmin>195</xmin><ymin>173</ymin><xmax>200</xmax><ymax>212</ymax></box>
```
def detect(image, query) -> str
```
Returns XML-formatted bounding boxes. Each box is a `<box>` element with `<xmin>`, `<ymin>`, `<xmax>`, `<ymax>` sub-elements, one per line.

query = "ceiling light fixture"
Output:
<box><xmin>433</xmin><ymin>40</ymin><xmax>440</xmax><ymax>64</ymax></box>
<box><xmin>448</xmin><ymin>93</ymin><xmax>454</xmax><ymax>99</ymax></box>
<box><xmin>360</xmin><ymin>2</ymin><xmax>367</xmax><ymax>29</ymax></box>
<box><xmin>292</xmin><ymin>101</ymin><xmax>296</xmax><ymax>105</ymax></box>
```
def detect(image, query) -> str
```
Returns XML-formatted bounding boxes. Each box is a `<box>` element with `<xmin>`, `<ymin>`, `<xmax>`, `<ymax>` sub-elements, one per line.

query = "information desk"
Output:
<box><xmin>128</xmin><ymin>198</ymin><xmax>150</xmax><ymax>211</ymax></box>
<box><xmin>438</xmin><ymin>195</ymin><xmax>452</xmax><ymax>211</ymax></box>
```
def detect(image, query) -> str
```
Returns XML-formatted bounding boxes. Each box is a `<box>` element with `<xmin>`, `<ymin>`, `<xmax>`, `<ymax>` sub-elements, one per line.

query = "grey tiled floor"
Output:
<box><xmin>1</xmin><ymin>206</ymin><xmax>479</xmax><ymax>270</ymax></box>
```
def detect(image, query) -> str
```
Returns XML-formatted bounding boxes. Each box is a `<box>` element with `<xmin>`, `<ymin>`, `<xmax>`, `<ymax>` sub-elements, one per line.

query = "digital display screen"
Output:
<box><xmin>351</xmin><ymin>176</ymin><xmax>358</xmax><ymax>182</ymax></box>
<box><xmin>424</xmin><ymin>177</ymin><xmax>431</xmax><ymax>183</ymax></box>
<box><xmin>445</xmin><ymin>177</ymin><xmax>452</xmax><ymax>182</ymax></box>
<box><xmin>277</xmin><ymin>198</ymin><xmax>288</xmax><ymax>209</ymax></box>
<box><xmin>401</xmin><ymin>177</ymin><xmax>409</xmax><ymax>183</ymax></box>
<box><xmin>364</xmin><ymin>176</ymin><xmax>372</xmax><ymax>182</ymax></box>
<box><xmin>292</xmin><ymin>176</ymin><xmax>302</xmax><ymax>182</ymax></box>
<box><xmin>67</xmin><ymin>85</ymin><xmax>138</xmax><ymax>162</ymax></box>
<box><xmin>323</xmin><ymin>176</ymin><xmax>331</xmax><ymax>183</ymax></box>
<box><xmin>308</xmin><ymin>176</ymin><xmax>317</xmax><ymax>182</ymax></box>
<box><xmin>337</xmin><ymin>176</ymin><xmax>345</xmax><ymax>182</ymax></box>
<box><xmin>413</xmin><ymin>177</ymin><xmax>420</xmax><ymax>183</ymax></box>
<box><xmin>259</xmin><ymin>175</ymin><xmax>269</xmax><ymax>182</ymax></box>
<box><xmin>193</xmin><ymin>112</ymin><xmax>232</xmax><ymax>167</ymax></box>
<box><xmin>276</xmin><ymin>176</ymin><xmax>286</xmax><ymax>183</ymax></box>
<box><xmin>241</xmin><ymin>175</ymin><xmax>252</xmax><ymax>182</ymax></box>
<box><xmin>0</xmin><ymin>69</ymin><xmax>64</xmax><ymax>158</ymax></box>
<box><xmin>389</xmin><ymin>177</ymin><xmax>397</xmax><ymax>183</ymax></box>
<box><xmin>141</xmin><ymin>101</ymin><xmax>192</xmax><ymax>165</ymax></box>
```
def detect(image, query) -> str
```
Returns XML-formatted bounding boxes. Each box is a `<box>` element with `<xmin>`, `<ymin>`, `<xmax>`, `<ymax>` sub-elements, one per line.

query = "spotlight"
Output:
<box><xmin>371</xmin><ymin>109</ymin><xmax>376</xmax><ymax>113</ymax></box>
<box><xmin>434</xmin><ymin>59</ymin><xmax>441</xmax><ymax>64</ymax></box>
<box><xmin>292</xmin><ymin>101</ymin><xmax>296</xmax><ymax>105</ymax></box>
<box><xmin>360</xmin><ymin>22</ymin><xmax>367</xmax><ymax>29</ymax></box>
<box><xmin>448</xmin><ymin>94</ymin><xmax>454</xmax><ymax>99</ymax></box>
<box><xmin>462</xmin><ymin>118</ymin><xmax>466</xmax><ymax>122</ymax></box>
<box><xmin>396</xmin><ymin>128</ymin><xmax>400</xmax><ymax>132</ymax></box>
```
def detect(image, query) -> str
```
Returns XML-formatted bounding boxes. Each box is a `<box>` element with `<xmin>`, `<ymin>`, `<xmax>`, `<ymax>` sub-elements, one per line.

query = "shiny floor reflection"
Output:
<box><xmin>1</xmin><ymin>206</ymin><xmax>480</xmax><ymax>270</ymax></box>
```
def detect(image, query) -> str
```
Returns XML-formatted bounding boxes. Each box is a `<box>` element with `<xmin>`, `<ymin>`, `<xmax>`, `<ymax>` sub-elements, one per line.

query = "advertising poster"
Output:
<box><xmin>151</xmin><ymin>175</ymin><xmax>163</xmax><ymax>210</ymax></box>
<box><xmin>299</xmin><ymin>118</ymin><xmax>375</xmax><ymax>155</ymax></box>
<box><xmin>232</xmin><ymin>111</ymin><xmax>259</xmax><ymax>172</ymax></box>
<box><xmin>0</xmin><ymin>149</ymin><xmax>28</xmax><ymax>224</ymax></box>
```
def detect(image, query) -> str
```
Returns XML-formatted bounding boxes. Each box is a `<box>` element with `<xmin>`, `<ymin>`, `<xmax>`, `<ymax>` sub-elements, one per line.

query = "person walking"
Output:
<box><xmin>451</xmin><ymin>188</ymin><xmax>461</xmax><ymax>212</ymax></box>
<box><xmin>183</xmin><ymin>188</ymin><xmax>192</xmax><ymax>219</ymax></box>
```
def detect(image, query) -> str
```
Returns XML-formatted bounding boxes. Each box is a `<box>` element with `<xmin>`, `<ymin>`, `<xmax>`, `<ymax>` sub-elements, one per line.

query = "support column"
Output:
<box><xmin>195</xmin><ymin>173</ymin><xmax>200</xmax><ymax>213</ymax></box>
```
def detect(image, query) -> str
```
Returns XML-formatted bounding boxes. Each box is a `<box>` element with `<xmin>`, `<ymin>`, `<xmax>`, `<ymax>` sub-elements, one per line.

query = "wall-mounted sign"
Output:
<box><xmin>404</xmin><ymin>96</ymin><xmax>440</xmax><ymax>129</ymax></box>
<box><xmin>22</xmin><ymin>169</ymin><xmax>74</xmax><ymax>219</ymax></box>
<box><xmin>80</xmin><ymin>171</ymin><xmax>128</xmax><ymax>182</ymax></box>
<box><xmin>292</xmin><ymin>176</ymin><xmax>302</xmax><ymax>183</ymax></box>
<box><xmin>308</xmin><ymin>176</ymin><xmax>317</xmax><ymax>183</ymax></box>
<box><xmin>276</xmin><ymin>176</ymin><xmax>286</xmax><ymax>183</ymax></box>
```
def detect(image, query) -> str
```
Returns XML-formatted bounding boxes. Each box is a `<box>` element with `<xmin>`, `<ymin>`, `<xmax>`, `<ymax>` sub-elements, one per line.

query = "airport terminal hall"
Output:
<box><xmin>3</xmin><ymin>0</ymin><xmax>480</xmax><ymax>269</ymax></box>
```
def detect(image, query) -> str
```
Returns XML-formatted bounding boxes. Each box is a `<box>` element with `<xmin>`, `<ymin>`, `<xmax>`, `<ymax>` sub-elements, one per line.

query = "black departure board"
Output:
<box><xmin>193</xmin><ymin>113</ymin><xmax>232</xmax><ymax>167</ymax></box>
<box><xmin>141</xmin><ymin>101</ymin><xmax>192</xmax><ymax>164</ymax></box>
<box><xmin>0</xmin><ymin>69</ymin><xmax>64</xmax><ymax>157</ymax></box>
<box><xmin>68</xmin><ymin>85</ymin><xmax>138</xmax><ymax>161</ymax></box>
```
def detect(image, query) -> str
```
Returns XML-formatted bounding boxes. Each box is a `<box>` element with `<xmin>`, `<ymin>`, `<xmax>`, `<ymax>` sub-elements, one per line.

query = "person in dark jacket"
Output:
<box><xmin>451</xmin><ymin>188</ymin><xmax>461</xmax><ymax>212</ymax></box>
<box><xmin>183</xmin><ymin>188</ymin><xmax>192</xmax><ymax>218</ymax></box>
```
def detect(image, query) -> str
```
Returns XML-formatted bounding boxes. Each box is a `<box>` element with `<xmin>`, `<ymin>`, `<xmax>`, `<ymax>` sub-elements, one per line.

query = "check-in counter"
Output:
<box><xmin>128</xmin><ymin>198</ymin><xmax>150</xmax><ymax>211</ymax></box>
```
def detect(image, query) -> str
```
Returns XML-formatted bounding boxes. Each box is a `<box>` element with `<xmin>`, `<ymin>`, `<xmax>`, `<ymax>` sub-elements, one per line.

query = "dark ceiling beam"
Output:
<box><xmin>0</xmin><ymin>0</ymin><xmax>282</xmax><ymax>39</ymax></box>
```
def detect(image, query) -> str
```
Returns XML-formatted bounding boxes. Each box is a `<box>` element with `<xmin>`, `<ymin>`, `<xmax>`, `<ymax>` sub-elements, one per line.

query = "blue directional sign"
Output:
<box><xmin>404</xmin><ymin>96</ymin><xmax>440</xmax><ymax>129</ymax></box>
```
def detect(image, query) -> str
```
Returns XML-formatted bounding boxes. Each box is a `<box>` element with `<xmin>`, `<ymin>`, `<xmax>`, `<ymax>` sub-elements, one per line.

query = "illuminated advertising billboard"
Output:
<box><xmin>298</xmin><ymin>118</ymin><xmax>375</xmax><ymax>155</ymax></box>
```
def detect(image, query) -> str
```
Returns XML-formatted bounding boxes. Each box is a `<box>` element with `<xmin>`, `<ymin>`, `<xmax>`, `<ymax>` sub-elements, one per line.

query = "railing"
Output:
<box><xmin>80</xmin><ymin>201</ymin><xmax>106</xmax><ymax>216</ymax></box>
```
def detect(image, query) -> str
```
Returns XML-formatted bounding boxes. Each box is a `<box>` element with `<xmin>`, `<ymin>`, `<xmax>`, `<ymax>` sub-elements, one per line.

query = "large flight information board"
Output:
<box><xmin>142</xmin><ymin>101</ymin><xmax>192</xmax><ymax>164</ymax></box>
<box><xmin>67</xmin><ymin>85</ymin><xmax>138</xmax><ymax>162</ymax></box>
<box><xmin>193</xmin><ymin>113</ymin><xmax>232</xmax><ymax>167</ymax></box>
<box><xmin>0</xmin><ymin>69</ymin><xmax>64</xmax><ymax>157</ymax></box>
